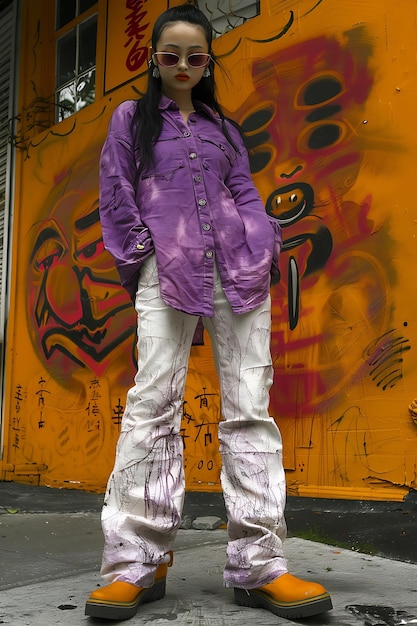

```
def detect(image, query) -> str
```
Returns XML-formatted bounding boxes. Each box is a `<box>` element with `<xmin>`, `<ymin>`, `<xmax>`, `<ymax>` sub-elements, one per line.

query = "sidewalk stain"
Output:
<box><xmin>346</xmin><ymin>605</ymin><xmax>417</xmax><ymax>625</ymax></box>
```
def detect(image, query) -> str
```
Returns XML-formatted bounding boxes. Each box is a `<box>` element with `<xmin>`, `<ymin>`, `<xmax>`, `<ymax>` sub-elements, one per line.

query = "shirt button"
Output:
<box><xmin>189</xmin><ymin>152</ymin><xmax>197</xmax><ymax>159</ymax></box>
<box><xmin>202</xmin><ymin>223</ymin><xmax>211</xmax><ymax>231</ymax></box>
<box><xmin>194</xmin><ymin>175</ymin><xmax>202</xmax><ymax>182</ymax></box>
<box><xmin>198</xmin><ymin>198</ymin><xmax>207</xmax><ymax>206</ymax></box>
<box><xmin>183</xmin><ymin>131</ymin><xmax>191</xmax><ymax>137</ymax></box>
<box><xmin>136</xmin><ymin>243</ymin><xmax>145</xmax><ymax>250</ymax></box>
<box><xmin>205</xmin><ymin>250</ymin><xmax>214</xmax><ymax>258</ymax></box>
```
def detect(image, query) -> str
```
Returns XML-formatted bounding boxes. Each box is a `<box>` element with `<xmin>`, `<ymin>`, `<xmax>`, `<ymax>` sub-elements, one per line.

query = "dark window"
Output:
<box><xmin>56</xmin><ymin>0</ymin><xmax>96</xmax><ymax>28</ymax></box>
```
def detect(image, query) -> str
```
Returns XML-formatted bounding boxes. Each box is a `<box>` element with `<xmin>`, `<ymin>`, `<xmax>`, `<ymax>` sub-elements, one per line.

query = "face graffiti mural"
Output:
<box><xmin>231</xmin><ymin>30</ymin><xmax>399</xmax><ymax>416</ymax></box>
<box><xmin>27</xmin><ymin>150</ymin><xmax>137</xmax><ymax>389</ymax></box>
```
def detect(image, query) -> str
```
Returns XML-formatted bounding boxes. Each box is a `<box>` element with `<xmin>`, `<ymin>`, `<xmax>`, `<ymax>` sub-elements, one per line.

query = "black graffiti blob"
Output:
<box><xmin>346</xmin><ymin>604</ymin><xmax>417</xmax><ymax>626</ymax></box>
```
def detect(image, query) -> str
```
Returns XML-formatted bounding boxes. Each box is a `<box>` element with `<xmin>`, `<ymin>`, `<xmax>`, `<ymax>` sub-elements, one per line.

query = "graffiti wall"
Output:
<box><xmin>2</xmin><ymin>0</ymin><xmax>417</xmax><ymax>501</ymax></box>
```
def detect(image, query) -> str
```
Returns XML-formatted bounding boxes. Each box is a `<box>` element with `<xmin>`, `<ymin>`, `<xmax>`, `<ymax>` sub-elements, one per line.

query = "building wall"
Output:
<box><xmin>1</xmin><ymin>0</ymin><xmax>417</xmax><ymax>501</ymax></box>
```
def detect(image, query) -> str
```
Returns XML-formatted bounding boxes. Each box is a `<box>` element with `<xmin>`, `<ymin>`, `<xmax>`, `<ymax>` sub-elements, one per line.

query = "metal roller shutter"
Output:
<box><xmin>0</xmin><ymin>1</ymin><xmax>16</xmax><ymax>439</ymax></box>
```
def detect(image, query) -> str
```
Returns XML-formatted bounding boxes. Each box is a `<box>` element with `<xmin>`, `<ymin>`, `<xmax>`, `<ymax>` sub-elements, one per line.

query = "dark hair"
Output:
<box><xmin>132</xmin><ymin>3</ymin><xmax>243</xmax><ymax>177</ymax></box>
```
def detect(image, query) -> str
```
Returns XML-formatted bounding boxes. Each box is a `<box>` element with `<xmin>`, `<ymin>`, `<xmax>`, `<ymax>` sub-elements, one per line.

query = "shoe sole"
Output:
<box><xmin>234</xmin><ymin>587</ymin><xmax>333</xmax><ymax>620</ymax></box>
<box><xmin>85</xmin><ymin>578</ymin><xmax>166</xmax><ymax>620</ymax></box>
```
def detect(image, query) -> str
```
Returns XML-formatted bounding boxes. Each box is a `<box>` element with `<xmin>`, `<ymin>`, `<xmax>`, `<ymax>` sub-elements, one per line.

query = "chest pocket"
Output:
<box><xmin>197</xmin><ymin>135</ymin><xmax>236</xmax><ymax>171</ymax></box>
<box><xmin>140</xmin><ymin>161</ymin><xmax>185</xmax><ymax>182</ymax></box>
<box><xmin>140</xmin><ymin>132</ymin><xmax>185</xmax><ymax>183</ymax></box>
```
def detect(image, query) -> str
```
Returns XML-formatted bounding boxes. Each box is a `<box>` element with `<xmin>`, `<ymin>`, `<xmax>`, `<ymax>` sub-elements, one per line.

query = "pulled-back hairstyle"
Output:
<box><xmin>132</xmin><ymin>3</ymin><xmax>242</xmax><ymax>177</ymax></box>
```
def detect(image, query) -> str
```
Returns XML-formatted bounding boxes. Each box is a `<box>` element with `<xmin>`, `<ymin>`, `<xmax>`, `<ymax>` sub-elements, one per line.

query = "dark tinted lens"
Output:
<box><xmin>155</xmin><ymin>52</ymin><xmax>179</xmax><ymax>67</ymax></box>
<box><xmin>188</xmin><ymin>53</ymin><xmax>210</xmax><ymax>67</ymax></box>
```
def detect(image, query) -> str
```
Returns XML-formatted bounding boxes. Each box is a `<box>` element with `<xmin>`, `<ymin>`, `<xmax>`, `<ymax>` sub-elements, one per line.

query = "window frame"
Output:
<box><xmin>54</xmin><ymin>0</ymin><xmax>98</xmax><ymax>123</ymax></box>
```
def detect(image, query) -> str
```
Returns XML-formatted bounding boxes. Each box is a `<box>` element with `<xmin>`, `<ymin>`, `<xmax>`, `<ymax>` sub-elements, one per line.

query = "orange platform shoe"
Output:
<box><xmin>85</xmin><ymin>552</ymin><xmax>173</xmax><ymax>621</ymax></box>
<box><xmin>234</xmin><ymin>572</ymin><xmax>332</xmax><ymax>620</ymax></box>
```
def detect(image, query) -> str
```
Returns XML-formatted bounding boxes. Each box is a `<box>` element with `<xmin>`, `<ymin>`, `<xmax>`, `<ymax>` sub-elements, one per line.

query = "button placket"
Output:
<box><xmin>186</xmin><ymin>132</ymin><xmax>214</xmax><ymax>265</ymax></box>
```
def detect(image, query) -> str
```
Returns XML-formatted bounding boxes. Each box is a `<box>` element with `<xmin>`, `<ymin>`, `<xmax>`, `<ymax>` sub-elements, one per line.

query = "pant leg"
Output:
<box><xmin>101</xmin><ymin>255</ymin><xmax>198</xmax><ymax>586</ymax></box>
<box><xmin>203</xmin><ymin>268</ymin><xmax>288</xmax><ymax>589</ymax></box>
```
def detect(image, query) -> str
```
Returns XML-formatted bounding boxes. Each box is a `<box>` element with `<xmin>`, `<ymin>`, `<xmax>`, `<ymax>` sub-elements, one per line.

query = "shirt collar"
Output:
<box><xmin>158</xmin><ymin>94</ymin><xmax>219</xmax><ymax>121</ymax></box>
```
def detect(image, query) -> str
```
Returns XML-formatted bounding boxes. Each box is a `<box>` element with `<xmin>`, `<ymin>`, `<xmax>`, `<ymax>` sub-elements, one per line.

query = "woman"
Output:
<box><xmin>85</xmin><ymin>3</ymin><xmax>332</xmax><ymax>621</ymax></box>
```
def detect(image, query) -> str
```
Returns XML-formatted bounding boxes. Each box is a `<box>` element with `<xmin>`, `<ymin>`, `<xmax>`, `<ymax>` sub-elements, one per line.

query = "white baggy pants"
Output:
<box><xmin>101</xmin><ymin>255</ymin><xmax>288</xmax><ymax>589</ymax></box>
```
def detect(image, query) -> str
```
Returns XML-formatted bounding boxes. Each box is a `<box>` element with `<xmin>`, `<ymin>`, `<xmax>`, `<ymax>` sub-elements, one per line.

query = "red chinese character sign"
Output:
<box><xmin>104</xmin><ymin>0</ymin><xmax>161</xmax><ymax>94</ymax></box>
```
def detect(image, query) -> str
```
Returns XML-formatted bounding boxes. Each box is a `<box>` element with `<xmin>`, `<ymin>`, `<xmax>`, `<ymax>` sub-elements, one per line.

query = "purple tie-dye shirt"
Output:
<box><xmin>99</xmin><ymin>95</ymin><xmax>282</xmax><ymax>317</ymax></box>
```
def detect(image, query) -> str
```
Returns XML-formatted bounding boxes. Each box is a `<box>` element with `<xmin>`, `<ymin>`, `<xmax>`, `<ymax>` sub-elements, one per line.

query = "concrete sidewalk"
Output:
<box><xmin>0</xmin><ymin>484</ymin><xmax>417</xmax><ymax>625</ymax></box>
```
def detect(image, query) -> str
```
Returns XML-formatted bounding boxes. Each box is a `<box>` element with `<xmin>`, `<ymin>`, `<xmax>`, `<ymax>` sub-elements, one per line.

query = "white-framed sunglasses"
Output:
<box><xmin>152</xmin><ymin>52</ymin><xmax>212</xmax><ymax>68</ymax></box>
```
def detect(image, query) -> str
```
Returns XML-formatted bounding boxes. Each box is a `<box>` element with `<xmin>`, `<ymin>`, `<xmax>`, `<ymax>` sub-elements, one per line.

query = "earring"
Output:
<box><xmin>203</xmin><ymin>67</ymin><xmax>210</xmax><ymax>78</ymax></box>
<box><xmin>152</xmin><ymin>66</ymin><xmax>160</xmax><ymax>79</ymax></box>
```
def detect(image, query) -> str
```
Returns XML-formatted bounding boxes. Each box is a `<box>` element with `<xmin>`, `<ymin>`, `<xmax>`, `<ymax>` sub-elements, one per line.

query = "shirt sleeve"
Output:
<box><xmin>99</xmin><ymin>101</ymin><xmax>154</xmax><ymax>299</ymax></box>
<box><xmin>224</xmin><ymin>125</ymin><xmax>282</xmax><ymax>282</ymax></box>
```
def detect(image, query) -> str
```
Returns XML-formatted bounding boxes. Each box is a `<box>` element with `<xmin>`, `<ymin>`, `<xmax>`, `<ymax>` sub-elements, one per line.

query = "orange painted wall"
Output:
<box><xmin>2</xmin><ymin>0</ymin><xmax>417</xmax><ymax>501</ymax></box>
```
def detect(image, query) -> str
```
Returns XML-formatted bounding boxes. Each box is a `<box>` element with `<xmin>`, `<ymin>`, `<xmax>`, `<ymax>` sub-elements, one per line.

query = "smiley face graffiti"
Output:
<box><xmin>233</xmin><ymin>31</ymin><xmax>395</xmax><ymax>415</ymax></box>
